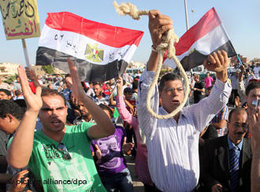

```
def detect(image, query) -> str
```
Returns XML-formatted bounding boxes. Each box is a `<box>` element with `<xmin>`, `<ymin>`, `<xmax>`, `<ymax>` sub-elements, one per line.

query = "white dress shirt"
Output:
<box><xmin>137</xmin><ymin>70</ymin><xmax>231</xmax><ymax>192</ymax></box>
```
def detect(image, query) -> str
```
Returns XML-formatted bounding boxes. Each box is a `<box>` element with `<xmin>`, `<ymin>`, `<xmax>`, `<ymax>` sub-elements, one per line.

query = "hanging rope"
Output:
<box><xmin>113</xmin><ymin>1</ymin><xmax>190</xmax><ymax>119</ymax></box>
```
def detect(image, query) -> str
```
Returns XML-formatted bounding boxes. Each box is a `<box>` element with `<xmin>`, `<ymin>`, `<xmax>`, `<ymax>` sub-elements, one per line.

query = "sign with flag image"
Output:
<box><xmin>164</xmin><ymin>7</ymin><xmax>236</xmax><ymax>71</ymax></box>
<box><xmin>36</xmin><ymin>12</ymin><xmax>144</xmax><ymax>82</ymax></box>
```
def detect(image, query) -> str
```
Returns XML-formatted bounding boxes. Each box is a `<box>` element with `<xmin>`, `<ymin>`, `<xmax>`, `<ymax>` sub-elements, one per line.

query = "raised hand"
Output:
<box><xmin>67</xmin><ymin>58</ymin><xmax>85</xmax><ymax>102</ymax></box>
<box><xmin>148</xmin><ymin>10</ymin><xmax>173</xmax><ymax>48</ymax></box>
<box><xmin>18</xmin><ymin>66</ymin><xmax>42</xmax><ymax>112</ymax></box>
<box><xmin>203</xmin><ymin>50</ymin><xmax>229</xmax><ymax>82</ymax></box>
<box><xmin>247</xmin><ymin>105</ymin><xmax>260</xmax><ymax>151</ymax></box>
<box><xmin>122</xmin><ymin>137</ymin><xmax>134</xmax><ymax>155</ymax></box>
<box><xmin>116</xmin><ymin>76</ymin><xmax>124</xmax><ymax>96</ymax></box>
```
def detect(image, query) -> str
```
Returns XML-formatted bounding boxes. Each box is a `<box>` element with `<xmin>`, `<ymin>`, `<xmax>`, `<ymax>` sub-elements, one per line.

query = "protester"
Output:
<box><xmin>6</xmin><ymin>59</ymin><xmax>115</xmax><ymax>191</ymax></box>
<box><xmin>200</xmin><ymin>107</ymin><xmax>252</xmax><ymax>192</ymax></box>
<box><xmin>192</xmin><ymin>74</ymin><xmax>205</xmax><ymax>103</ymax></box>
<box><xmin>92</xmin><ymin>82</ymin><xmax>109</xmax><ymax>105</ymax></box>
<box><xmin>116</xmin><ymin>76</ymin><xmax>155</xmax><ymax>191</ymax></box>
<box><xmin>137</xmin><ymin>10</ymin><xmax>231</xmax><ymax>191</ymax></box>
<box><xmin>72</xmin><ymin>100</ymin><xmax>94</xmax><ymax>124</ymax></box>
<box><xmin>204</xmin><ymin>72</ymin><xmax>214</xmax><ymax>94</ymax></box>
<box><xmin>0</xmin><ymin>100</ymin><xmax>26</xmax><ymax>191</ymax></box>
<box><xmin>245</xmin><ymin>81</ymin><xmax>260</xmax><ymax>192</ymax></box>
<box><xmin>91</xmin><ymin>104</ymin><xmax>134</xmax><ymax>192</ymax></box>
<box><xmin>0</xmin><ymin>77</ymin><xmax>11</xmax><ymax>91</ymax></box>
<box><xmin>229</xmin><ymin>70</ymin><xmax>240</xmax><ymax>106</ymax></box>
<box><xmin>0</xmin><ymin>89</ymin><xmax>12</xmax><ymax>100</ymax></box>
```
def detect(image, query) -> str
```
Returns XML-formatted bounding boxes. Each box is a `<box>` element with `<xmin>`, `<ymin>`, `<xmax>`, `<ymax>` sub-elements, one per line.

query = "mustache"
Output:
<box><xmin>235</xmin><ymin>131</ymin><xmax>246</xmax><ymax>135</ymax></box>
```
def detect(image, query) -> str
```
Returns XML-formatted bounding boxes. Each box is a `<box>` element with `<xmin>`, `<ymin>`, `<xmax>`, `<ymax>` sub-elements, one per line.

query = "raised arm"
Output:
<box><xmin>7</xmin><ymin>66</ymin><xmax>42</xmax><ymax>168</ymax></box>
<box><xmin>248</xmin><ymin>106</ymin><xmax>260</xmax><ymax>192</ymax></box>
<box><xmin>67</xmin><ymin>58</ymin><xmax>114</xmax><ymax>139</ymax></box>
<box><xmin>115</xmin><ymin>76</ymin><xmax>138</xmax><ymax>128</ymax></box>
<box><xmin>188</xmin><ymin>51</ymin><xmax>231</xmax><ymax>132</ymax></box>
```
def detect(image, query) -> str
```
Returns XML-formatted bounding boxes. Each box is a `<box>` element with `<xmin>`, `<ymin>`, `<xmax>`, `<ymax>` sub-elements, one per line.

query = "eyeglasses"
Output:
<box><xmin>164</xmin><ymin>87</ymin><xmax>184</xmax><ymax>93</ymax></box>
<box><xmin>57</xmin><ymin>143</ymin><xmax>71</xmax><ymax>160</ymax></box>
<box><xmin>231</xmin><ymin>122</ymin><xmax>249</xmax><ymax>131</ymax></box>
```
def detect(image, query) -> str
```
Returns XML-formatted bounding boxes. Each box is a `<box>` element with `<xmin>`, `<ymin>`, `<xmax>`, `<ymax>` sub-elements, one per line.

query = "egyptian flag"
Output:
<box><xmin>36</xmin><ymin>12</ymin><xmax>143</xmax><ymax>82</ymax></box>
<box><xmin>164</xmin><ymin>7</ymin><xmax>236</xmax><ymax>71</ymax></box>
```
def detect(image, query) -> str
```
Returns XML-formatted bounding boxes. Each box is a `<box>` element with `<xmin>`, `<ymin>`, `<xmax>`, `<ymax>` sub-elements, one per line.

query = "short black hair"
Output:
<box><xmin>124</xmin><ymin>87</ymin><xmax>133</xmax><ymax>94</ymax></box>
<box><xmin>41</xmin><ymin>88</ymin><xmax>66</xmax><ymax>105</ymax></box>
<box><xmin>158</xmin><ymin>73</ymin><xmax>183</xmax><ymax>92</ymax></box>
<box><xmin>65</xmin><ymin>74</ymin><xmax>71</xmax><ymax>78</ymax></box>
<box><xmin>98</xmin><ymin>104</ymin><xmax>113</xmax><ymax>118</ymax></box>
<box><xmin>228</xmin><ymin>107</ymin><xmax>246</xmax><ymax>122</ymax></box>
<box><xmin>0</xmin><ymin>100</ymin><xmax>25</xmax><ymax>120</ymax></box>
<box><xmin>245</xmin><ymin>81</ymin><xmax>260</xmax><ymax>96</ymax></box>
<box><xmin>0</xmin><ymin>89</ymin><xmax>11</xmax><ymax>96</ymax></box>
<box><xmin>132</xmin><ymin>80</ymin><xmax>138</xmax><ymax>90</ymax></box>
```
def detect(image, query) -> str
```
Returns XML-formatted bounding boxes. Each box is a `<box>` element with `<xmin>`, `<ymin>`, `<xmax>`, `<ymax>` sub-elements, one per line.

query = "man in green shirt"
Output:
<box><xmin>6</xmin><ymin>59</ymin><xmax>115</xmax><ymax>192</ymax></box>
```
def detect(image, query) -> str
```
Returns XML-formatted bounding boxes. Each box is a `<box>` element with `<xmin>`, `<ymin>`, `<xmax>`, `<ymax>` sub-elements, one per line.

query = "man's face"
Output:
<box><xmin>65</xmin><ymin>77</ymin><xmax>72</xmax><ymax>90</ymax></box>
<box><xmin>194</xmin><ymin>75</ymin><xmax>200</xmax><ymax>82</ymax></box>
<box><xmin>78</xmin><ymin>101</ymin><xmax>90</xmax><ymax>118</ymax></box>
<box><xmin>160</xmin><ymin>80</ymin><xmax>184</xmax><ymax>113</ymax></box>
<box><xmin>227</xmin><ymin>110</ymin><xmax>248</xmax><ymax>145</ymax></box>
<box><xmin>245</xmin><ymin>87</ymin><xmax>260</xmax><ymax>110</ymax></box>
<box><xmin>0</xmin><ymin>91</ymin><xmax>11</xmax><ymax>100</ymax></box>
<box><xmin>124</xmin><ymin>91</ymin><xmax>133</xmax><ymax>101</ymax></box>
<box><xmin>39</xmin><ymin>95</ymin><xmax>68</xmax><ymax>133</ymax></box>
<box><xmin>93</xmin><ymin>84</ymin><xmax>102</xmax><ymax>97</ymax></box>
<box><xmin>0</xmin><ymin>115</ymin><xmax>16</xmax><ymax>134</ymax></box>
<box><xmin>0</xmin><ymin>116</ymin><xmax>10</xmax><ymax>134</ymax></box>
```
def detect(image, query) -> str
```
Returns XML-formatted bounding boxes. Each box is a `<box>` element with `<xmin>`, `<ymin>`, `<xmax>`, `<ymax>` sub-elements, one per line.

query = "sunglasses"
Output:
<box><xmin>57</xmin><ymin>143</ymin><xmax>71</xmax><ymax>160</ymax></box>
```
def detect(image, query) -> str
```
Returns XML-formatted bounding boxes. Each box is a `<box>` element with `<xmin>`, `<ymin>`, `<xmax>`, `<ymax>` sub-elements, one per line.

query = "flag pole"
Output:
<box><xmin>236</xmin><ymin>54</ymin><xmax>243</xmax><ymax>66</ymax></box>
<box><xmin>22</xmin><ymin>39</ymin><xmax>31</xmax><ymax>68</ymax></box>
<box><xmin>184</xmin><ymin>0</ymin><xmax>189</xmax><ymax>31</ymax></box>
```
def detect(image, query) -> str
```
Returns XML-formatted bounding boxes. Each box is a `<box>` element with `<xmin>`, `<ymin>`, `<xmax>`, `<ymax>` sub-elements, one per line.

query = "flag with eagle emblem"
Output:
<box><xmin>36</xmin><ymin>12</ymin><xmax>144</xmax><ymax>82</ymax></box>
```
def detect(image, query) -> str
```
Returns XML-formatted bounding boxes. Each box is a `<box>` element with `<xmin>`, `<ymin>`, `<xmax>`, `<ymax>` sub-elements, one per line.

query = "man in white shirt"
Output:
<box><xmin>137</xmin><ymin>10</ymin><xmax>232</xmax><ymax>191</ymax></box>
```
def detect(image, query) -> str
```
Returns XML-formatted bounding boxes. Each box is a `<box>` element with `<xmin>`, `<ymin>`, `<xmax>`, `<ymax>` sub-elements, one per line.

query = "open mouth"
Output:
<box><xmin>172</xmin><ymin>100</ymin><xmax>180</xmax><ymax>104</ymax></box>
<box><xmin>51</xmin><ymin>119</ymin><xmax>63</xmax><ymax>127</ymax></box>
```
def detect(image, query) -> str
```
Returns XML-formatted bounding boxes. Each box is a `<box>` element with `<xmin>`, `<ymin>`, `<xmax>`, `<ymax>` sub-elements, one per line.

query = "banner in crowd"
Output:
<box><xmin>0</xmin><ymin>0</ymin><xmax>41</xmax><ymax>40</ymax></box>
<box><xmin>164</xmin><ymin>7</ymin><xmax>236</xmax><ymax>71</ymax></box>
<box><xmin>36</xmin><ymin>12</ymin><xmax>144</xmax><ymax>82</ymax></box>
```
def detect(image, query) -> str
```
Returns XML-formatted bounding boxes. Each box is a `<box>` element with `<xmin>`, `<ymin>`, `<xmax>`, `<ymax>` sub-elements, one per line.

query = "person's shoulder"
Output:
<box><xmin>115</xmin><ymin>125</ymin><xmax>125</xmax><ymax>134</ymax></box>
<box><xmin>205</xmin><ymin>135</ymin><xmax>227</xmax><ymax>147</ymax></box>
<box><xmin>243</xmin><ymin>137</ymin><xmax>251</xmax><ymax>146</ymax></box>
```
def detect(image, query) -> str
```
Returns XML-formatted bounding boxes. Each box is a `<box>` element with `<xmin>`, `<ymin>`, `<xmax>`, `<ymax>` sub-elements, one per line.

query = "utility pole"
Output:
<box><xmin>184</xmin><ymin>0</ymin><xmax>189</xmax><ymax>31</ymax></box>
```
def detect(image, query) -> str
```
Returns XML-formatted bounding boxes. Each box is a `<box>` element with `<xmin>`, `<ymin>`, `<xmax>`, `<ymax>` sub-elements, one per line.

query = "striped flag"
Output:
<box><xmin>36</xmin><ymin>12</ymin><xmax>144</xmax><ymax>82</ymax></box>
<box><xmin>164</xmin><ymin>7</ymin><xmax>236</xmax><ymax>71</ymax></box>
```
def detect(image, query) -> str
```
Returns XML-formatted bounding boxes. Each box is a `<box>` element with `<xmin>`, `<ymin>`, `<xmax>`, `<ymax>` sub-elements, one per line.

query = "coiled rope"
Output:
<box><xmin>114</xmin><ymin>1</ymin><xmax>190</xmax><ymax>119</ymax></box>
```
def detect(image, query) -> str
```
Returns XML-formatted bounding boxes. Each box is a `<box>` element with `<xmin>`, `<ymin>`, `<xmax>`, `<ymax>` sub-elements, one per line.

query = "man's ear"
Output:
<box><xmin>6</xmin><ymin>113</ymin><xmax>14</xmax><ymax>122</ymax></box>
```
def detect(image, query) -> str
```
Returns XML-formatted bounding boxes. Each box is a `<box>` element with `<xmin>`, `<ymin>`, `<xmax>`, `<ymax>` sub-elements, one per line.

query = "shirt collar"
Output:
<box><xmin>227</xmin><ymin>136</ymin><xmax>244</xmax><ymax>151</ymax></box>
<box><xmin>159</xmin><ymin>106</ymin><xmax>186</xmax><ymax>118</ymax></box>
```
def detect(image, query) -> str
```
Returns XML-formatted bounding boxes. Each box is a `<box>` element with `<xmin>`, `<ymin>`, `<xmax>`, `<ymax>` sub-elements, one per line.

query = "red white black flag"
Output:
<box><xmin>36</xmin><ymin>12</ymin><xmax>144</xmax><ymax>82</ymax></box>
<box><xmin>164</xmin><ymin>7</ymin><xmax>236</xmax><ymax>71</ymax></box>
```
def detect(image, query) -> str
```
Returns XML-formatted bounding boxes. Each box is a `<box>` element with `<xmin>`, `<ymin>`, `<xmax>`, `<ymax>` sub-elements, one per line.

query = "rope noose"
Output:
<box><xmin>113</xmin><ymin>1</ymin><xmax>190</xmax><ymax>119</ymax></box>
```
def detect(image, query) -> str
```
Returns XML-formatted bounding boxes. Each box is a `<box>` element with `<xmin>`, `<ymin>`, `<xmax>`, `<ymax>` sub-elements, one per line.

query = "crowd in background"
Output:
<box><xmin>0</xmin><ymin>60</ymin><xmax>259</xmax><ymax>192</ymax></box>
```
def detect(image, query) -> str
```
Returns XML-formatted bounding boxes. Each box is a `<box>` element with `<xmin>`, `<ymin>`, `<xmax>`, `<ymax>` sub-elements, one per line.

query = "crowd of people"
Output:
<box><xmin>0</xmin><ymin>10</ymin><xmax>259</xmax><ymax>192</ymax></box>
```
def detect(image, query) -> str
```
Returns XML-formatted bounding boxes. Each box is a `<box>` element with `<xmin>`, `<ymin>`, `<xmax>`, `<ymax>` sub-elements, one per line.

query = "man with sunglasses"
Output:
<box><xmin>6</xmin><ymin>59</ymin><xmax>115</xmax><ymax>192</ymax></box>
<box><xmin>200</xmin><ymin>107</ymin><xmax>252</xmax><ymax>192</ymax></box>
